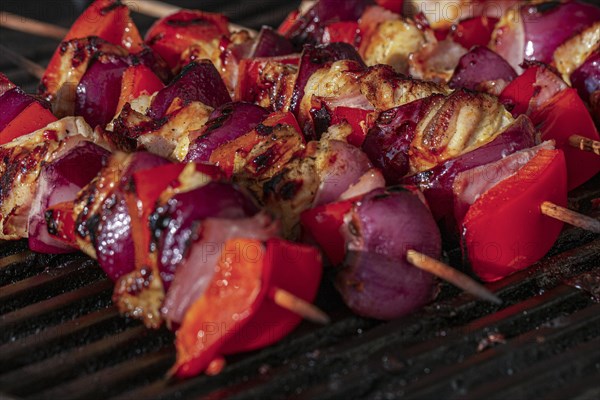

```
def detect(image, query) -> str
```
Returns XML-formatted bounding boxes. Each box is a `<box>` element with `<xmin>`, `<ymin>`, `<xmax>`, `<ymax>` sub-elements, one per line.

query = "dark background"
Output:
<box><xmin>0</xmin><ymin>0</ymin><xmax>301</xmax><ymax>91</ymax></box>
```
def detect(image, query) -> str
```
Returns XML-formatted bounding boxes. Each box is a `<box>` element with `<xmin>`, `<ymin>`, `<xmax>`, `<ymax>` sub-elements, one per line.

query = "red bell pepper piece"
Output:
<box><xmin>173</xmin><ymin>238</ymin><xmax>266</xmax><ymax>378</ymax></box>
<box><xmin>461</xmin><ymin>149</ymin><xmax>567</xmax><ymax>282</ymax></box>
<box><xmin>42</xmin><ymin>0</ymin><xmax>143</xmax><ymax>98</ymax></box>
<box><xmin>300</xmin><ymin>197</ymin><xmax>355</xmax><ymax>265</ymax></box>
<box><xmin>221</xmin><ymin>238</ymin><xmax>322</xmax><ymax>353</ymax></box>
<box><xmin>115</xmin><ymin>65</ymin><xmax>165</xmax><ymax>115</ymax></box>
<box><xmin>500</xmin><ymin>66</ymin><xmax>600</xmax><ymax>190</ymax></box>
<box><xmin>63</xmin><ymin>0</ymin><xmax>143</xmax><ymax>51</ymax></box>
<box><xmin>129</xmin><ymin>162</ymin><xmax>225</xmax><ymax>266</ymax></box>
<box><xmin>209</xmin><ymin>111</ymin><xmax>303</xmax><ymax>178</ymax></box>
<box><xmin>498</xmin><ymin>66</ymin><xmax>538</xmax><ymax>117</ymax></box>
<box><xmin>534</xmin><ymin>89</ymin><xmax>600</xmax><ymax>190</ymax></box>
<box><xmin>145</xmin><ymin>10</ymin><xmax>230</xmax><ymax>71</ymax></box>
<box><xmin>375</xmin><ymin>0</ymin><xmax>404</xmax><ymax>14</ymax></box>
<box><xmin>44</xmin><ymin>201</ymin><xmax>78</xmax><ymax>248</ymax></box>
<box><xmin>330</xmin><ymin>106</ymin><xmax>372</xmax><ymax>147</ymax></box>
<box><xmin>235</xmin><ymin>55</ymin><xmax>300</xmax><ymax>103</ymax></box>
<box><xmin>277</xmin><ymin>10</ymin><xmax>300</xmax><ymax>36</ymax></box>
<box><xmin>322</xmin><ymin>22</ymin><xmax>359</xmax><ymax>46</ymax></box>
<box><xmin>451</xmin><ymin>16</ymin><xmax>499</xmax><ymax>50</ymax></box>
<box><xmin>173</xmin><ymin>237</ymin><xmax>322</xmax><ymax>378</ymax></box>
<box><xmin>0</xmin><ymin>101</ymin><xmax>57</xmax><ymax>145</ymax></box>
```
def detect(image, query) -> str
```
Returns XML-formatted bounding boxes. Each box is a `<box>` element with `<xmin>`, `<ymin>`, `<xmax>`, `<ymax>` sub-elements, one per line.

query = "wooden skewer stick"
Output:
<box><xmin>0</xmin><ymin>11</ymin><xmax>68</xmax><ymax>40</ymax></box>
<box><xmin>0</xmin><ymin>251</ymin><xmax>29</xmax><ymax>269</ymax></box>
<box><xmin>541</xmin><ymin>201</ymin><xmax>600</xmax><ymax>233</ymax></box>
<box><xmin>271</xmin><ymin>288</ymin><xmax>331</xmax><ymax>325</ymax></box>
<box><xmin>406</xmin><ymin>250</ymin><xmax>503</xmax><ymax>305</ymax></box>
<box><xmin>125</xmin><ymin>0</ymin><xmax>256</xmax><ymax>35</ymax></box>
<box><xmin>568</xmin><ymin>135</ymin><xmax>600</xmax><ymax>156</ymax></box>
<box><xmin>0</xmin><ymin>44</ymin><xmax>45</xmax><ymax>79</ymax></box>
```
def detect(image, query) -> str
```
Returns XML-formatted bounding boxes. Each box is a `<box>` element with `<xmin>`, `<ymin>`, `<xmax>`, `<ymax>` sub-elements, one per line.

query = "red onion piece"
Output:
<box><xmin>494</xmin><ymin>1</ymin><xmax>600</xmax><ymax>71</ymax></box>
<box><xmin>403</xmin><ymin>115</ymin><xmax>537</xmax><ymax>232</ymax></box>
<box><xmin>75</xmin><ymin>56</ymin><xmax>129</xmax><ymax>128</ymax></box>
<box><xmin>285</xmin><ymin>0</ymin><xmax>373</xmax><ymax>46</ymax></box>
<box><xmin>337</xmin><ymin>188</ymin><xmax>441</xmax><ymax>320</ymax></box>
<box><xmin>571</xmin><ymin>49</ymin><xmax>600</xmax><ymax>104</ymax></box>
<box><xmin>0</xmin><ymin>88</ymin><xmax>35</xmax><ymax>132</ymax></box>
<box><xmin>147</xmin><ymin>61</ymin><xmax>232</xmax><ymax>120</ymax></box>
<box><xmin>162</xmin><ymin>212</ymin><xmax>280</xmax><ymax>324</ymax></box>
<box><xmin>339</xmin><ymin>169</ymin><xmax>386</xmax><ymax>201</ymax></box>
<box><xmin>28</xmin><ymin>140</ymin><xmax>110</xmax><ymax>254</ymax></box>
<box><xmin>449</xmin><ymin>46</ymin><xmax>517</xmax><ymax>94</ymax></box>
<box><xmin>362</xmin><ymin>95</ymin><xmax>444</xmax><ymax>184</ymax></box>
<box><xmin>94</xmin><ymin>152</ymin><xmax>171</xmax><ymax>281</ymax></box>
<box><xmin>290</xmin><ymin>43</ymin><xmax>366</xmax><ymax>118</ymax></box>
<box><xmin>251</xmin><ymin>27</ymin><xmax>295</xmax><ymax>58</ymax></box>
<box><xmin>151</xmin><ymin>182</ymin><xmax>258</xmax><ymax>288</ymax></box>
<box><xmin>184</xmin><ymin>102</ymin><xmax>269</xmax><ymax>162</ymax></box>
<box><xmin>521</xmin><ymin>1</ymin><xmax>600</xmax><ymax>65</ymax></box>
<box><xmin>313</xmin><ymin>140</ymin><xmax>374</xmax><ymax>206</ymax></box>
<box><xmin>0</xmin><ymin>73</ymin><xmax>16</xmax><ymax>97</ymax></box>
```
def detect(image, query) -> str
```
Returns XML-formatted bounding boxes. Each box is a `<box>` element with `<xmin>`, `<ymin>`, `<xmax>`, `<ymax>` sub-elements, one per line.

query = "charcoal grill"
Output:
<box><xmin>1</xmin><ymin>1</ymin><xmax>600</xmax><ymax>399</ymax></box>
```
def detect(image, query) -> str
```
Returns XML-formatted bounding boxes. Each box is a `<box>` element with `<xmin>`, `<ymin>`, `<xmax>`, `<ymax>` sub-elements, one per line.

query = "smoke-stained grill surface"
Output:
<box><xmin>1</xmin><ymin>1</ymin><xmax>600</xmax><ymax>399</ymax></box>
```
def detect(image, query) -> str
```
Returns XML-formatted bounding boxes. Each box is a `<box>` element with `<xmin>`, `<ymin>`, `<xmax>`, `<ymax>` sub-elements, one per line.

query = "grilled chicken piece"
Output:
<box><xmin>408</xmin><ymin>38</ymin><xmax>468</xmax><ymax>83</ymax></box>
<box><xmin>359</xmin><ymin>7</ymin><xmax>428</xmax><ymax>74</ymax></box>
<box><xmin>252</xmin><ymin>60</ymin><xmax>298</xmax><ymax>111</ymax></box>
<box><xmin>408</xmin><ymin>89</ymin><xmax>513</xmax><ymax>174</ymax></box>
<box><xmin>360</xmin><ymin>64</ymin><xmax>449</xmax><ymax>111</ymax></box>
<box><xmin>0</xmin><ymin>117</ymin><xmax>106</xmax><ymax>240</ymax></box>
<box><xmin>40</xmin><ymin>37</ymin><xmax>129</xmax><ymax>117</ymax></box>
<box><xmin>110</xmin><ymin>101</ymin><xmax>213</xmax><ymax>161</ymax></box>
<box><xmin>299</xmin><ymin>60</ymin><xmax>365</xmax><ymax>130</ymax></box>
<box><xmin>235</xmin><ymin>129</ymin><xmax>377</xmax><ymax>239</ymax></box>
<box><xmin>242</xmin><ymin>149</ymin><xmax>319</xmax><ymax>239</ymax></box>
<box><xmin>553</xmin><ymin>22</ymin><xmax>600</xmax><ymax>84</ymax></box>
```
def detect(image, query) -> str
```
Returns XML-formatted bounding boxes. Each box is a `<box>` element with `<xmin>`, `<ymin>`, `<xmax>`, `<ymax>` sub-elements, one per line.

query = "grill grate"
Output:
<box><xmin>1</xmin><ymin>1</ymin><xmax>600</xmax><ymax>398</ymax></box>
<box><xmin>1</xmin><ymin>222</ymin><xmax>598</xmax><ymax>399</ymax></box>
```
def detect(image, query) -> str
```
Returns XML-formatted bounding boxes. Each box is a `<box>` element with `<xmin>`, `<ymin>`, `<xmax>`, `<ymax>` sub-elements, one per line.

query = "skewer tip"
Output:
<box><xmin>568</xmin><ymin>135</ymin><xmax>600</xmax><ymax>156</ymax></box>
<box><xmin>541</xmin><ymin>201</ymin><xmax>600</xmax><ymax>233</ymax></box>
<box><xmin>271</xmin><ymin>288</ymin><xmax>331</xmax><ymax>325</ymax></box>
<box><xmin>406</xmin><ymin>249</ymin><xmax>502</xmax><ymax>305</ymax></box>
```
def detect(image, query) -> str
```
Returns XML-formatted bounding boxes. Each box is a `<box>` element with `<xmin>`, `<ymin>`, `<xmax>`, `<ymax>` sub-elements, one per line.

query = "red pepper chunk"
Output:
<box><xmin>145</xmin><ymin>10</ymin><xmax>230</xmax><ymax>71</ymax></box>
<box><xmin>300</xmin><ymin>197</ymin><xmax>355</xmax><ymax>266</ymax></box>
<box><xmin>174</xmin><ymin>238</ymin><xmax>322</xmax><ymax>377</ymax></box>
<box><xmin>277</xmin><ymin>10</ymin><xmax>300</xmax><ymax>36</ymax></box>
<box><xmin>173</xmin><ymin>238</ymin><xmax>266</xmax><ymax>378</ymax></box>
<box><xmin>461</xmin><ymin>149</ymin><xmax>567</xmax><ymax>282</ymax></box>
<box><xmin>235</xmin><ymin>55</ymin><xmax>300</xmax><ymax>103</ymax></box>
<box><xmin>498</xmin><ymin>67</ymin><xmax>538</xmax><ymax>117</ymax></box>
<box><xmin>375</xmin><ymin>0</ymin><xmax>404</xmax><ymax>14</ymax></box>
<box><xmin>54</xmin><ymin>0</ymin><xmax>143</xmax><ymax>51</ymax></box>
<box><xmin>330</xmin><ymin>106</ymin><xmax>372</xmax><ymax>147</ymax></box>
<box><xmin>0</xmin><ymin>102</ymin><xmax>57</xmax><ymax>145</ymax></box>
<box><xmin>130</xmin><ymin>162</ymin><xmax>225</xmax><ymax>265</ymax></box>
<box><xmin>44</xmin><ymin>201</ymin><xmax>78</xmax><ymax>249</ymax></box>
<box><xmin>451</xmin><ymin>16</ymin><xmax>499</xmax><ymax>50</ymax></box>
<box><xmin>42</xmin><ymin>0</ymin><xmax>143</xmax><ymax>98</ymax></box>
<box><xmin>322</xmin><ymin>22</ymin><xmax>359</xmax><ymax>46</ymax></box>
<box><xmin>209</xmin><ymin>112</ymin><xmax>303</xmax><ymax>178</ymax></box>
<box><xmin>221</xmin><ymin>238</ymin><xmax>322</xmax><ymax>353</ymax></box>
<box><xmin>535</xmin><ymin>89</ymin><xmax>600</xmax><ymax>190</ymax></box>
<box><xmin>115</xmin><ymin>65</ymin><xmax>165</xmax><ymax>116</ymax></box>
<box><xmin>500</xmin><ymin>67</ymin><xmax>600</xmax><ymax>190</ymax></box>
